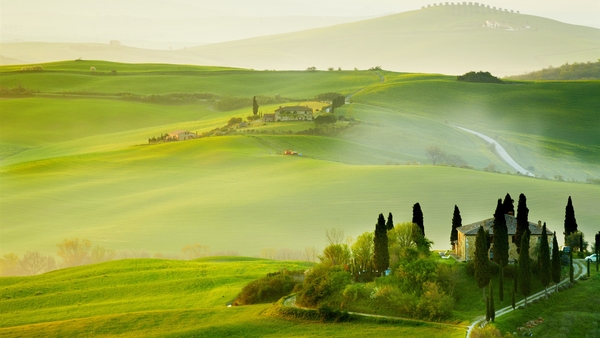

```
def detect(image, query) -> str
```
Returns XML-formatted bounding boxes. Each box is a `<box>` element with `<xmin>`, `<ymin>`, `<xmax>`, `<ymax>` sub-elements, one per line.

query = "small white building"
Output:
<box><xmin>168</xmin><ymin>130</ymin><xmax>196</xmax><ymax>141</ymax></box>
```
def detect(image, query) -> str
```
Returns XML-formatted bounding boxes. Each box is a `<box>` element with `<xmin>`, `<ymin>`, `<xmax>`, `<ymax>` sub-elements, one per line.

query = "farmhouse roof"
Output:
<box><xmin>457</xmin><ymin>214</ymin><xmax>549</xmax><ymax>236</ymax></box>
<box><xmin>169</xmin><ymin>130</ymin><xmax>191</xmax><ymax>135</ymax></box>
<box><xmin>275</xmin><ymin>106</ymin><xmax>313</xmax><ymax>112</ymax></box>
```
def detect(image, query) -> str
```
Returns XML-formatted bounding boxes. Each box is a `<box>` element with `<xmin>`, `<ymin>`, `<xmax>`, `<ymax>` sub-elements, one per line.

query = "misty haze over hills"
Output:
<box><xmin>2</xmin><ymin>4</ymin><xmax>599</xmax><ymax>76</ymax></box>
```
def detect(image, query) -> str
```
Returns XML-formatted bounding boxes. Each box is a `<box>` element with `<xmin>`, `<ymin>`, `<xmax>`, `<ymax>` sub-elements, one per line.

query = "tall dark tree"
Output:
<box><xmin>569</xmin><ymin>249</ymin><xmax>574</xmax><ymax>283</ymax></box>
<box><xmin>492</xmin><ymin>199</ymin><xmax>508</xmax><ymax>267</ymax></box>
<box><xmin>386</xmin><ymin>212</ymin><xmax>394</xmax><ymax>231</ymax></box>
<box><xmin>474</xmin><ymin>226</ymin><xmax>491</xmax><ymax>301</ymax></box>
<box><xmin>511</xmin><ymin>261</ymin><xmax>518</xmax><ymax>310</ymax></box>
<box><xmin>519</xmin><ymin>230</ymin><xmax>531</xmax><ymax>306</ymax></box>
<box><xmin>451</xmin><ymin>205</ymin><xmax>461</xmax><ymax>248</ymax></box>
<box><xmin>252</xmin><ymin>96</ymin><xmax>259</xmax><ymax>116</ymax></box>
<box><xmin>412</xmin><ymin>203</ymin><xmax>424</xmax><ymax>236</ymax></box>
<box><xmin>516</xmin><ymin>193</ymin><xmax>529</xmax><ymax>253</ymax></box>
<box><xmin>564</xmin><ymin>196</ymin><xmax>578</xmax><ymax>242</ymax></box>
<box><xmin>373</xmin><ymin>213</ymin><xmax>389</xmax><ymax>277</ymax></box>
<box><xmin>596</xmin><ymin>231</ymin><xmax>600</xmax><ymax>272</ymax></box>
<box><xmin>499</xmin><ymin>268</ymin><xmax>504</xmax><ymax>304</ymax></box>
<box><xmin>551</xmin><ymin>232</ymin><xmax>561</xmax><ymax>292</ymax></box>
<box><xmin>502</xmin><ymin>193</ymin><xmax>514</xmax><ymax>215</ymax></box>
<box><xmin>538</xmin><ymin>223</ymin><xmax>551</xmax><ymax>299</ymax></box>
<box><xmin>488</xmin><ymin>281</ymin><xmax>495</xmax><ymax>322</ymax></box>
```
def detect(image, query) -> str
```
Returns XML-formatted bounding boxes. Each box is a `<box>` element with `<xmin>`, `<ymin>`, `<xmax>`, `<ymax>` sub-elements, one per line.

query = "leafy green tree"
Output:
<box><xmin>492</xmin><ymin>199</ymin><xmax>508</xmax><ymax>267</ymax></box>
<box><xmin>564</xmin><ymin>196</ymin><xmax>578</xmax><ymax>241</ymax></box>
<box><xmin>551</xmin><ymin>232</ymin><xmax>561</xmax><ymax>292</ymax></box>
<box><xmin>538</xmin><ymin>223</ymin><xmax>551</xmax><ymax>299</ymax></box>
<box><xmin>502</xmin><ymin>193</ymin><xmax>514</xmax><ymax>215</ymax></box>
<box><xmin>412</xmin><ymin>202</ymin><xmax>425</xmax><ymax>236</ymax></box>
<box><xmin>519</xmin><ymin>230</ymin><xmax>531</xmax><ymax>306</ymax></box>
<box><xmin>252</xmin><ymin>96</ymin><xmax>259</xmax><ymax>115</ymax></box>
<box><xmin>474</xmin><ymin>226</ymin><xmax>491</xmax><ymax>301</ymax></box>
<box><xmin>319</xmin><ymin>244</ymin><xmax>351</xmax><ymax>266</ymax></box>
<box><xmin>516</xmin><ymin>193</ymin><xmax>529</xmax><ymax>253</ymax></box>
<box><xmin>386</xmin><ymin>212</ymin><xmax>394</xmax><ymax>231</ymax></box>
<box><xmin>373</xmin><ymin>213</ymin><xmax>389</xmax><ymax>276</ymax></box>
<box><xmin>565</xmin><ymin>231</ymin><xmax>588</xmax><ymax>253</ymax></box>
<box><xmin>451</xmin><ymin>205</ymin><xmax>461</xmax><ymax>248</ymax></box>
<box><xmin>351</xmin><ymin>232</ymin><xmax>373</xmax><ymax>273</ymax></box>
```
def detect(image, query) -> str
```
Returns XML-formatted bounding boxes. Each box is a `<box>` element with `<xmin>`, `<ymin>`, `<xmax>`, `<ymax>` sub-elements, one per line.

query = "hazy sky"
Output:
<box><xmin>1</xmin><ymin>0</ymin><xmax>599</xmax><ymax>48</ymax></box>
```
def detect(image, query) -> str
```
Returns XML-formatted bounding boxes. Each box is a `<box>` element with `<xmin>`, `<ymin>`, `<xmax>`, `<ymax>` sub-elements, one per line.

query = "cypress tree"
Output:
<box><xmin>511</xmin><ymin>261</ymin><xmax>518</xmax><ymax>310</ymax></box>
<box><xmin>474</xmin><ymin>226</ymin><xmax>491</xmax><ymax>301</ymax></box>
<box><xmin>252</xmin><ymin>96</ymin><xmax>259</xmax><ymax>115</ymax></box>
<box><xmin>502</xmin><ymin>193</ymin><xmax>514</xmax><ymax>215</ymax></box>
<box><xmin>539</xmin><ymin>223</ymin><xmax>551</xmax><ymax>299</ymax></box>
<box><xmin>595</xmin><ymin>231</ymin><xmax>600</xmax><ymax>271</ymax></box>
<box><xmin>493</xmin><ymin>199</ymin><xmax>508</xmax><ymax>267</ymax></box>
<box><xmin>386</xmin><ymin>212</ymin><xmax>394</xmax><ymax>231</ymax></box>
<box><xmin>551</xmin><ymin>232</ymin><xmax>561</xmax><ymax>292</ymax></box>
<box><xmin>373</xmin><ymin>213</ymin><xmax>389</xmax><ymax>277</ymax></box>
<box><xmin>412</xmin><ymin>203</ymin><xmax>425</xmax><ymax>236</ymax></box>
<box><xmin>489</xmin><ymin>281</ymin><xmax>495</xmax><ymax>322</ymax></box>
<box><xmin>451</xmin><ymin>205</ymin><xmax>461</xmax><ymax>248</ymax></box>
<box><xmin>516</xmin><ymin>193</ymin><xmax>529</xmax><ymax>253</ymax></box>
<box><xmin>569</xmin><ymin>249</ymin><xmax>574</xmax><ymax>283</ymax></box>
<box><xmin>499</xmin><ymin>268</ymin><xmax>504</xmax><ymax>304</ymax></box>
<box><xmin>485</xmin><ymin>289</ymin><xmax>490</xmax><ymax>322</ymax></box>
<box><xmin>564</xmin><ymin>196</ymin><xmax>578</xmax><ymax>242</ymax></box>
<box><xmin>519</xmin><ymin>230</ymin><xmax>531</xmax><ymax>306</ymax></box>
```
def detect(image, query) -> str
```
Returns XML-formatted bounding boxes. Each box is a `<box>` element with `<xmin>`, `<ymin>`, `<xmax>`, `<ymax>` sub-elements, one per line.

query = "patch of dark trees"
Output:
<box><xmin>457</xmin><ymin>71</ymin><xmax>503</xmax><ymax>84</ymax></box>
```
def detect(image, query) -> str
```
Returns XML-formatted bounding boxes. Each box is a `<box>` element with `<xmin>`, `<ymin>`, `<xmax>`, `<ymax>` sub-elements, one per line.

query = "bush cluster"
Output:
<box><xmin>457</xmin><ymin>71</ymin><xmax>503</xmax><ymax>84</ymax></box>
<box><xmin>234</xmin><ymin>271</ymin><xmax>303</xmax><ymax>305</ymax></box>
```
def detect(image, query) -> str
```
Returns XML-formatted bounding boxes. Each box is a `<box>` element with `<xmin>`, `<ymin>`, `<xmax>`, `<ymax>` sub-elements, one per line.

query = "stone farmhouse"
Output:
<box><xmin>455</xmin><ymin>214</ymin><xmax>554</xmax><ymax>262</ymax></box>
<box><xmin>168</xmin><ymin>130</ymin><xmax>196</xmax><ymax>141</ymax></box>
<box><xmin>264</xmin><ymin>106</ymin><xmax>314</xmax><ymax>122</ymax></box>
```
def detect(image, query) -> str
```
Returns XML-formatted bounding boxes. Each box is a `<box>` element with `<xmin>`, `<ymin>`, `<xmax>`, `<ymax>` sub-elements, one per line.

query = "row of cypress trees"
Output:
<box><xmin>474</xmin><ymin>193</ymin><xmax>565</xmax><ymax>322</ymax></box>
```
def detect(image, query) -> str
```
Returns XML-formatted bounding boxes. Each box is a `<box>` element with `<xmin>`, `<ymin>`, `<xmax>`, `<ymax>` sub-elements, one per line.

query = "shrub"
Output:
<box><xmin>297</xmin><ymin>264</ymin><xmax>351</xmax><ymax>307</ymax></box>
<box><xmin>317</xmin><ymin>304</ymin><xmax>350</xmax><ymax>322</ymax></box>
<box><xmin>235</xmin><ymin>273</ymin><xmax>300</xmax><ymax>305</ymax></box>
<box><xmin>416</xmin><ymin>282</ymin><xmax>454</xmax><ymax>320</ymax></box>
<box><xmin>374</xmin><ymin>285</ymin><xmax>417</xmax><ymax>317</ymax></box>
<box><xmin>457</xmin><ymin>71</ymin><xmax>503</xmax><ymax>84</ymax></box>
<box><xmin>470</xmin><ymin>324</ymin><xmax>507</xmax><ymax>338</ymax></box>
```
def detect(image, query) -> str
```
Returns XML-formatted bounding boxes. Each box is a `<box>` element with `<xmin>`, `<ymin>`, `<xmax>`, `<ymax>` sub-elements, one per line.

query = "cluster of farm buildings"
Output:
<box><xmin>164</xmin><ymin>105</ymin><xmax>314</xmax><ymax>141</ymax></box>
<box><xmin>454</xmin><ymin>214</ymin><xmax>554</xmax><ymax>262</ymax></box>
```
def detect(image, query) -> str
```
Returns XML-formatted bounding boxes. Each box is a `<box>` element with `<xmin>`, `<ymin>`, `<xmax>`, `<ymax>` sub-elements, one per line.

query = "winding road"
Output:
<box><xmin>453</xmin><ymin>125</ymin><xmax>534</xmax><ymax>177</ymax></box>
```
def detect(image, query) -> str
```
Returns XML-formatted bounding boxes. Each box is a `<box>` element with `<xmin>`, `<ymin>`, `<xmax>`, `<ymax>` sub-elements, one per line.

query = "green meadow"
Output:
<box><xmin>1</xmin><ymin>61</ymin><xmax>599</xmax><ymax>259</ymax></box>
<box><xmin>0</xmin><ymin>257</ymin><xmax>465</xmax><ymax>337</ymax></box>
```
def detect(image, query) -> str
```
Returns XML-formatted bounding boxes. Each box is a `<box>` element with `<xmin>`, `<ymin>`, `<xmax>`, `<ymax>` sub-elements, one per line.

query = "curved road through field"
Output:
<box><xmin>453</xmin><ymin>125</ymin><xmax>534</xmax><ymax>177</ymax></box>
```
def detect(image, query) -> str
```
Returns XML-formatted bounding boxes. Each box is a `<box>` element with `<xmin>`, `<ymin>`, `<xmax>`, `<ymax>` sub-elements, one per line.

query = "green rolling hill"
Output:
<box><xmin>1</xmin><ymin>61</ymin><xmax>599</xmax><ymax>259</ymax></box>
<box><xmin>0</xmin><ymin>257</ymin><xmax>467</xmax><ymax>337</ymax></box>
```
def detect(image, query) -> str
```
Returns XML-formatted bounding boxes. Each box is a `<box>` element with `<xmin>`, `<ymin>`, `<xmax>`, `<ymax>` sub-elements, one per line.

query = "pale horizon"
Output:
<box><xmin>1</xmin><ymin>0</ymin><xmax>599</xmax><ymax>50</ymax></box>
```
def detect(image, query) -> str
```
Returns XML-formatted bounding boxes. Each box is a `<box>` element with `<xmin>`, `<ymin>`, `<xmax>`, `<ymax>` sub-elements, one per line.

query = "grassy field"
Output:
<box><xmin>0</xmin><ymin>257</ymin><xmax>466</xmax><ymax>337</ymax></box>
<box><xmin>1</xmin><ymin>61</ymin><xmax>599</xmax><ymax>259</ymax></box>
<box><xmin>492</xmin><ymin>264</ymin><xmax>600</xmax><ymax>337</ymax></box>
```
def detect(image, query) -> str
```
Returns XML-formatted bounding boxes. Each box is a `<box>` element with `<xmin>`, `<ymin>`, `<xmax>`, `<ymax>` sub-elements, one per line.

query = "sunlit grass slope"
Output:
<box><xmin>2</xmin><ymin>135</ymin><xmax>599</xmax><ymax>257</ymax></box>
<box><xmin>0</xmin><ymin>60</ymin><xmax>380</xmax><ymax>97</ymax></box>
<box><xmin>0</xmin><ymin>257</ymin><xmax>464</xmax><ymax>337</ymax></box>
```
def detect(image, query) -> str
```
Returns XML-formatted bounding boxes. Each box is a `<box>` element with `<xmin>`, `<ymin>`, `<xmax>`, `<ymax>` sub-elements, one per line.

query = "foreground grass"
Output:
<box><xmin>492</xmin><ymin>266</ymin><xmax>600</xmax><ymax>337</ymax></box>
<box><xmin>0</xmin><ymin>258</ymin><xmax>465</xmax><ymax>337</ymax></box>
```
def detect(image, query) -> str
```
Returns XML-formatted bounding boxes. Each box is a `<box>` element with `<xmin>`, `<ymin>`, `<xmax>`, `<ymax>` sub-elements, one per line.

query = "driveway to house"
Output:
<box><xmin>466</xmin><ymin>259</ymin><xmax>587</xmax><ymax>338</ymax></box>
<box><xmin>453</xmin><ymin>125</ymin><xmax>534</xmax><ymax>177</ymax></box>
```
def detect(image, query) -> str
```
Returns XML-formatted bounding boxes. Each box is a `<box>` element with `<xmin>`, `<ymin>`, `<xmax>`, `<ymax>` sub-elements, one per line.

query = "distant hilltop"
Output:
<box><xmin>421</xmin><ymin>2</ymin><xmax>520</xmax><ymax>14</ymax></box>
